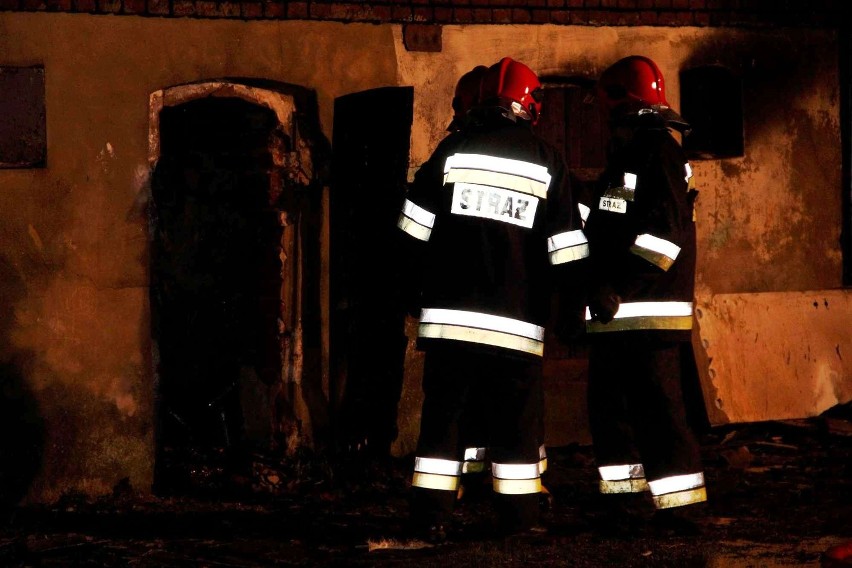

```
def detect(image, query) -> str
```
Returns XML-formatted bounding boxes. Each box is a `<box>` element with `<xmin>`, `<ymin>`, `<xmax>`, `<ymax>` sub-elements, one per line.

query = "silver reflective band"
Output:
<box><xmin>420</xmin><ymin>308</ymin><xmax>544</xmax><ymax>341</ymax></box>
<box><xmin>492</xmin><ymin>462</ymin><xmax>540</xmax><ymax>480</ymax></box>
<box><xmin>548</xmin><ymin>229</ymin><xmax>590</xmax><ymax>265</ymax></box>
<box><xmin>397</xmin><ymin>199</ymin><xmax>435</xmax><ymax>242</ymax></box>
<box><xmin>415</xmin><ymin>456</ymin><xmax>463</xmax><ymax>476</ymax></box>
<box><xmin>632</xmin><ymin>233</ymin><xmax>680</xmax><ymax>270</ymax></box>
<box><xmin>648</xmin><ymin>472</ymin><xmax>705</xmax><ymax>496</ymax></box>
<box><xmin>599</xmin><ymin>463</ymin><xmax>646</xmax><ymax>481</ymax></box>
<box><xmin>585</xmin><ymin>301</ymin><xmax>694</xmax><ymax>332</ymax></box>
<box><xmin>578</xmin><ymin>202</ymin><xmax>591</xmax><ymax>224</ymax></box>
<box><xmin>684</xmin><ymin>162</ymin><xmax>693</xmax><ymax>183</ymax></box>
<box><xmin>444</xmin><ymin>153</ymin><xmax>551</xmax><ymax>198</ymax></box>
<box><xmin>402</xmin><ymin>199</ymin><xmax>436</xmax><ymax>228</ymax></box>
<box><xmin>464</xmin><ymin>447</ymin><xmax>487</xmax><ymax>462</ymax></box>
<box><xmin>623</xmin><ymin>172</ymin><xmax>637</xmax><ymax>190</ymax></box>
<box><xmin>585</xmin><ymin>301</ymin><xmax>693</xmax><ymax>320</ymax></box>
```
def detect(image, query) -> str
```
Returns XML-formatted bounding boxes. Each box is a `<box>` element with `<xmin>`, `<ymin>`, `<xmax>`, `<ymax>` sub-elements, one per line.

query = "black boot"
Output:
<box><xmin>648</xmin><ymin>505</ymin><xmax>704</xmax><ymax>537</ymax></box>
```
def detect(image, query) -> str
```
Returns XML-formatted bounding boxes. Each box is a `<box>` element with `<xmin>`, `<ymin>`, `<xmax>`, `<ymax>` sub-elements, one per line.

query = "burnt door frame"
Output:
<box><xmin>148</xmin><ymin>81</ymin><xmax>326</xmax><ymax>468</ymax></box>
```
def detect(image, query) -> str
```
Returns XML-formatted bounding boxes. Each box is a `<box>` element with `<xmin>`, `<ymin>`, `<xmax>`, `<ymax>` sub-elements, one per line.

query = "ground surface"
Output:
<box><xmin>0</xmin><ymin>408</ymin><xmax>850</xmax><ymax>567</ymax></box>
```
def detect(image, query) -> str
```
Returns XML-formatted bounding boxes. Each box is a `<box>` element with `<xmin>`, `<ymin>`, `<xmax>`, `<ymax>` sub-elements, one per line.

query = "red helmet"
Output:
<box><xmin>597</xmin><ymin>55</ymin><xmax>687</xmax><ymax>127</ymax></box>
<box><xmin>480</xmin><ymin>57</ymin><xmax>543</xmax><ymax>125</ymax></box>
<box><xmin>449</xmin><ymin>65</ymin><xmax>488</xmax><ymax>131</ymax></box>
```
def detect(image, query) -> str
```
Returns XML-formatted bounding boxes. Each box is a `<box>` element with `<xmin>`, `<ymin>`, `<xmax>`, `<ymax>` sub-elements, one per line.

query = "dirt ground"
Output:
<box><xmin>0</xmin><ymin>405</ymin><xmax>850</xmax><ymax>568</ymax></box>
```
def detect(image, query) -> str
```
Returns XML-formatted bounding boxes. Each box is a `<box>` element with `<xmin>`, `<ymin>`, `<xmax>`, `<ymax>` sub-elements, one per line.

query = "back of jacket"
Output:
<box><xmin>398</xmin><ymin>111</ymin><xmax>588</xmax><ymax>358</ymax></box>
<box><xmin>583</xmin><ymin>114</ymin><xmax>698</xmax><ymax>339</ymax></box>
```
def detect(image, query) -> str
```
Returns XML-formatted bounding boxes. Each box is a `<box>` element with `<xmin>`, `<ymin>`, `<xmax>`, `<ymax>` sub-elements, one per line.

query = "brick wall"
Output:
<box><xmin>0</xmin><ymin>0</ymin><xmax>843</xmax><ymax>28</ymax></box>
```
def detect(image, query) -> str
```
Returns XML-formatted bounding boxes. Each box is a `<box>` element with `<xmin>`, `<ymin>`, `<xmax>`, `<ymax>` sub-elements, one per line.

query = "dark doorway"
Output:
<box><xmin>150</xmin><ymin>97</ymin><xmax>283</xmax><ymax>494</ymax></box>
<box><xmin>329</xmin><ymin>86</ymin><xmax>414</xmax><ymax>459</ymax></box>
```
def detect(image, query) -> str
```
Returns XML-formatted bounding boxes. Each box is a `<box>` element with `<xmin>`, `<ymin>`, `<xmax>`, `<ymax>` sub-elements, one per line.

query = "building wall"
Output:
<box><xmin>0</xmin><ymin>11</ymin><xmax>848</xmax><ymax>500</ymax></box>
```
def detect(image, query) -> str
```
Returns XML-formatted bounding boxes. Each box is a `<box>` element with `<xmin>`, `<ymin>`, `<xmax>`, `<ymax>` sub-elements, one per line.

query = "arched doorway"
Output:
<box><xmin>147</xmin><ymin>80</ymin><xmax>327</xmax><ymax>495</ymax></box>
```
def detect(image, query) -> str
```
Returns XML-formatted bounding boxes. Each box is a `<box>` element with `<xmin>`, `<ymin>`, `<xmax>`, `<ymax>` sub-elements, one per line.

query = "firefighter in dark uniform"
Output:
<box><xmin>446</xmin><ymin>65</ymin><xmax>552</xmax><ymax>505</ymax></box>
<box><xmin>398</xmin><ymin>57</ymin><xmax>589</xmax><ymax>542</ymax></box>
<box><xmin>583</xmin><ymin>55</ymin><xmax>706</xmax><ymax>535</ymax></box>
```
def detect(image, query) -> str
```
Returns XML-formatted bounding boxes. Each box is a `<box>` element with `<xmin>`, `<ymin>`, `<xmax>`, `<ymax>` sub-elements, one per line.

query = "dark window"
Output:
<box><xmin>680</xmin><ymin>65</ymin><xmax>745</xmax><ymax>160</ymax></box>
<box><xmin>0</xmin><ymin>66</ymin><xmax>46</xmax><ymax>168</ymax></box>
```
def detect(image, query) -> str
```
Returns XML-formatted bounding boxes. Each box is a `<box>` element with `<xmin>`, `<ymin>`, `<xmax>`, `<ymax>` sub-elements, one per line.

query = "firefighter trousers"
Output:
<box><xmin>587</xmin><ymin>335</ymin><xmax>706</xmax><ymax>509</ymax></box>
<box><xmin>410</xmin><ymin>346</ymin><xmax>543</xmax><ymax>533</ymax></box>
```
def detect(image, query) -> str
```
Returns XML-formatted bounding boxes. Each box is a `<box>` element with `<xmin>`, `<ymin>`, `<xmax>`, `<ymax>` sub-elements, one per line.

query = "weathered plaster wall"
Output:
<box><xmin>0</xmin><ymin>13</ymin><xmax>398</xmax><ymax>502</ymax></box>
<box><xmin>0</xmin><ymin>14</ymin><xmax>847</xmax><ymax>499</ymax></box>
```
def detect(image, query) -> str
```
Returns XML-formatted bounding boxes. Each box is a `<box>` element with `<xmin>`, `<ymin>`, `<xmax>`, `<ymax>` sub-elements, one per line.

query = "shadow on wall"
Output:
<box><xmin>0</xmin><ymin>258</ymin><xmax>46</xmax><ymax>510</ymax></box>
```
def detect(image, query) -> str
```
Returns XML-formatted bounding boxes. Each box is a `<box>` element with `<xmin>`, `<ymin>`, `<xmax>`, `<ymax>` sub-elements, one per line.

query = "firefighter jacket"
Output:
<box><xmin>397</xmin><ymin>110</ymin><xmax>589</xmax><ymax>358</ymax></box>
<box><xmin>583</xmin><ymin>112</ymin><xmax>698</xmax><ymax>340</ymax></box>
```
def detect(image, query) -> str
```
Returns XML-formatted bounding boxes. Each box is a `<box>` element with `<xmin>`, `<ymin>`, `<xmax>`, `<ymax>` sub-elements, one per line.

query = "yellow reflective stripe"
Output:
<box><xmin>444</xmin><ymin>153</ymin><xmax>551</xmax><ymax>198</ymax></box>
<box><xmin>585</xmin><ymin>301</ymin><xmax>693</xmax><ymax>333</ymax></box>
<box><xmin>550</xmin><ymin>244</ymin><xmax>590</xmax><ymax>265</ymax></box>
<box><xmin>415</xmin><ymin>456</ymin><xmax>463</xmax><ymax>476</ymax></box>
<box><xmin>412</xmin><ymin>472</ymin><xmax>460</xmax><ymax>491</ymax></box>
<box><xmin>653</xmin><ymin>486</ymin><xmax>707</xmax><ymax>509</ymax></box>
<box><xmin>421</xmin><ymin>308</ymin><xmax>544</xmax><ymax>341</ymax></box>
<box><xmin>648</xmin><ymin>472</ymin><xmax>705</xmax><ymax>496</ymax></box>
<box><xmin>599</xmin><ymin>478</ymin><xmax>650</xmax><ymax>494</ymax></box>
<box><xmin>419</xmin><ymin>323</ymin><xmax>544</xmax><ymax>356</ymax></box>
<box><xmin>587</xmin><ymin>315</ymin><xmax>693</xmax><ymax>333</ymax></box>
<box><xmin>539</xmin><ymin>457</ymin><xmax>548</xmax><ymax>474</ymax></box>
<box><xmin>548</xmin><ymin>230</ymin><xmax>590</xmax><ymax>265</ymax></box>
<box><xmin>631</xmin><ymin>233</ymin><xmax>680</xmax><ymax>271</ymax></box>
<box><xmin>398</xmin><ymin>214</ymin><xmax>431</xmax><ymax>241</ymax></box>
<box><xmin>462</xmin><ymin>461</ymin><xmax>485</xmax><ymax>474</ymax></box>
<box><xmin>493</xmin><ymin>477</ymin><xmax>542</xmax><ymax>495</ymax></box>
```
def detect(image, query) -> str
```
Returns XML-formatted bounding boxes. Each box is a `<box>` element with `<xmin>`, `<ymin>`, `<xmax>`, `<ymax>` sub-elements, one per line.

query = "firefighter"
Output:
<box><xmin>398</xmin><ymin>57</ymin><xmax>589</xmax><ymax>543</ymax></box>
<box><xmin>446</xmin><ymin>66</ymin><xmax>555</xmax><ymax>507</ymax></box>
<box><xmin>582</xmin><ymin>55</ymin><xmax>706</xmax><ymax>536</ymax></box>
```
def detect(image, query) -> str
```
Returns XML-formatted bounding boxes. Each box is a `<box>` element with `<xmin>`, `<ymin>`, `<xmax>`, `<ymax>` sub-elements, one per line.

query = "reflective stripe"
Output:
<box><xmin>420</xmin><ymin>308</ymin><xmax>544</xmax><ymax>341</ymax></box>
<box><xmin>415</xmin><ymin>456</ymin><xmax>463</xmax><ymax>476</ymax></box>
<box><xmin>397</xmin><ymin>199</ymin><xmax>436</xmax><ymax>242</ymax></box>
<box><xmin>412</xmin><ymin>472</ymin><xmax>460</xmax><ymax>491</ymax></box>
<box><xmin>648</xmin><ymin>472</ymin><xmax>705</xmax><ymax>496</ymax></box>
<box><xmin>599</xmin><ymin>463</ymin><xmax>646</xmax><ymax>481</ymax></box>
<box><xmin>684</xmin><ymin>162</ymin><xmax>693</xmax><ymax>184</ymax></box>
<box><xmin>631</xmin><ymin>233</ymin><xmax>681</xmax><ymax>271</ymax></box>
<box><xmin>398</xmin><ymin>214</ymin><xmax>432</xmax><ymax>241</ymax></box>
<box><xmin>600</xmin><ymin>478</ymin><xmax>650</xmax><ymax>494</ymax></box>
<box><xmin>539</xmin><ymin>445</ymin><xmax>548</xmax><ymax>474</ymax></box>
<box><xmin>444</xmin><ymin>153</ymin><xmax>551</xmax><ymax>198</ymax></box>
<box><xmin>585</xmin><ymin>301</ymin><xmax>693</xmax><ymax>333</ymax></box>
<box><xmin>402</xmin><ymin>198</ymin><xmax>436</xmax><ymax>229</ymax></box>
<box><xmin>464</xmin><ymin>447</ymin><xmax>487</xmax><ymax>462</ymax></box>
<box><xmin>653</xmin><ymin>486</ymin><xmax>707</xmax><ymax>509</ymax></box>
<box><xmin>492</xmin><ymin>462</ymin><xmax>540</xmax><ymax>479</ymax></box>
<box><xmin>419</xmin><ymin>323</ymin><xmax>544</xmax><ymax>356</ymax></box>
<box><xmin>548</xmin><ymin>229</ymin><xmax>590</xmax><ymax>265</ymax></box>
<box><xmin>623</xmin><ymin>172</ymin><xmax>637</xmax><ymax>190</ymax></box>
<box><xmin>463</xmin><ymin>446</ymin><xmax>487</xmax><ymax>474</ymax></box>
<box><xmin>578</xmin><ymin>202</ymin><xmax>591</xmax><ymax>227</ymax></box>
<box><xmin>493</xmin><ymin>477</ymin><xmax>542</xmax><ymax>495</ymax></box>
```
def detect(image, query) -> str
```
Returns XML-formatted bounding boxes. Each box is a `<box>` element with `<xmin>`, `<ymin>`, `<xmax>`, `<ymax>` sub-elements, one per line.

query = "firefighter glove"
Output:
<box><xmin>589</xmin><ymin>284</ymin><xmax>621</xmax><ymax>324</ymax></box>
